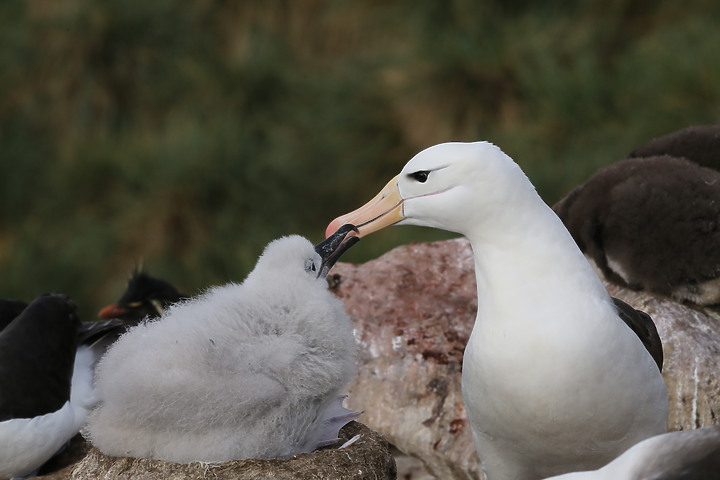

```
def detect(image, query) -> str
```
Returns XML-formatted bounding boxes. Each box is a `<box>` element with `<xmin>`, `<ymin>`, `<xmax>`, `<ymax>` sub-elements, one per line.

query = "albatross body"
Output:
<box><xmin>326</xmin><ymin>142</ymin><xmax>668</xmax><ymax>480</ymax></box>
<box><xmin>87</xmin><ymin>229</ymin><xmax>360</xmax><ymax>463</ymax></box>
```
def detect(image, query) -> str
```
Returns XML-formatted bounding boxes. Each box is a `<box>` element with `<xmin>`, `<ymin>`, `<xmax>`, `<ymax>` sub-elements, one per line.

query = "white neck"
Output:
<box><xmin>465</xmin><ymin>195</ymin><xmax>610</xmax><ymax>335</ymax></box>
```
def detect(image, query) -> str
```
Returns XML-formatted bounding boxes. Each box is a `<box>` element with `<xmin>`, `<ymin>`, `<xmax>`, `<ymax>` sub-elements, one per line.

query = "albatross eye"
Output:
<box><xmin>304</xmin><ymin>258</ymin><xmax>317</xmax><ymax>274</ymax></box>
<box><xmin>408</xmin><ymin>170</ymin><xmax>430</xmax><ymax>183</ymax></box>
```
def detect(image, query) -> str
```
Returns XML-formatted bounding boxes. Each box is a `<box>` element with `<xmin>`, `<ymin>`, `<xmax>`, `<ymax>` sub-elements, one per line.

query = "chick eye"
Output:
<box><xmin>408</xmin><ymin>170</ymin><xmax>430</xmax><ymax>183</ymax></box>
<box><xmin>304</xmin><ymin>259</ymin><xmax>317</xmax><ymax>273</ymax></box>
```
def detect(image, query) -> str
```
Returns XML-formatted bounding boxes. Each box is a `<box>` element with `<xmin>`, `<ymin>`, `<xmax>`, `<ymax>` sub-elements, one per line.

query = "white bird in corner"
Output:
<box><xmin>87</xmin><ymin>226</ymin><xmax>361</xmax><ymax>463</ymax></box>
<box><xmin>543</xmin><ymin>426</ymin><xmax>720</xmax><ymax>480</ymax></box>
<box><xmin>326</xmin><ymin>142</ymin><xmax>668</xmax><ymax>480</ymax></box>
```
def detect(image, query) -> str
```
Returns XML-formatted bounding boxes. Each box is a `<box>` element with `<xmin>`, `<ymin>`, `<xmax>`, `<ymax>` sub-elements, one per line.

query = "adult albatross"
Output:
<box><xmin>326</xmin><ymin>142</ymin><xmax>668</xmax><ymax>480</ymax></box>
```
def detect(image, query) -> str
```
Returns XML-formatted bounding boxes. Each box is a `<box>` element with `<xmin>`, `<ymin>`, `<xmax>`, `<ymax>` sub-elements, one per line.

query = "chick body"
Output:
<box><xmin>88</xmin><ymin>236</ymin><xmax>357</xmax><ymax>462</ymax></box>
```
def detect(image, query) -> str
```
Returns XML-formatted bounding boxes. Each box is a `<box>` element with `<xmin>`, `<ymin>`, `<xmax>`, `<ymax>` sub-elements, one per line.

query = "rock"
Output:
<box><xmin>332</xmin><ymin>238</ymin><xmax>720</xmax><ymax>480</ymax></box>
<box><xmin>332</xmin><ymin>239</ymin><xmax>480</xmax><ymax>480</ymax></box>
<box><xmin>42</xmin><ymin>422</ymin><xmax>395</xmax><ymax>480</ymax></box>
<box><xmin>603</xmin><ymin>283</ymin><xmax>720</xmax><ymax>431</ymax></box>
<box><xmin>394</xmin><ymin>450</ymin><xmax>437</xmax><ymax>480</ymax></box>
<box><xmin>37</xmin><ymin>434</ymin><xmax>91</xmax><ymax>479</ymax></box>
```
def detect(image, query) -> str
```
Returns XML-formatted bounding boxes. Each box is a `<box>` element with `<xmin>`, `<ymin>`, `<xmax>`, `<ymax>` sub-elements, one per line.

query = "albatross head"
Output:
<box><xmin>326</xmin><ymin>141</ymin><xmax>533</xmax><ymax>238</ymax></box>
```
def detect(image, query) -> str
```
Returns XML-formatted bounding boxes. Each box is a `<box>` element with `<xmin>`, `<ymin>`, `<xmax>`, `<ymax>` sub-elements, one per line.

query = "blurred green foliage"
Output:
<box><xmin>1</xmin><ymin>0</ymin><xmax>719</xmax><ymax>320</ymax></box>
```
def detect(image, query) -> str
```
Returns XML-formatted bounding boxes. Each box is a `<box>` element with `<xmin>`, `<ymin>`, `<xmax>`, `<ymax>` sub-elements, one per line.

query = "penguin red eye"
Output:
<box><xmin>408</xmin><ymin>171</ymin><xmax>430</xmax><ymax>183</ymax></box>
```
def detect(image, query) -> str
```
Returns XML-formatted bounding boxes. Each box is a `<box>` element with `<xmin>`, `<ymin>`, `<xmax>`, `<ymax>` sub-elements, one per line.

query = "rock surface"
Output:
<box><xmin>603</xmin><ymin>283</ymin><xmax>720</xmax><ymax>432</ymax></box>
<box><xmin>332</xmin><ymin>239</ymin><xmax>480</xmax><ymax>480</ymax></box>
<box><xmin>332</xmin><ymin>238</ymin><xmax>720</xmax><ymax>480</ymax></box>
<box><xmin>39</xmin><ymin>422</ymin><xmax>395</xmax><ymax>480</ymax></box>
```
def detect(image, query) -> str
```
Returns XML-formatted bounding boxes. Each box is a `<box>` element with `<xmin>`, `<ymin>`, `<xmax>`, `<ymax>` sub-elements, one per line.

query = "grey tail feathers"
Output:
<box><xmin>315</xmin><ymin>395</ymin><xmax>362</xmax><ymax>449</ymax></box>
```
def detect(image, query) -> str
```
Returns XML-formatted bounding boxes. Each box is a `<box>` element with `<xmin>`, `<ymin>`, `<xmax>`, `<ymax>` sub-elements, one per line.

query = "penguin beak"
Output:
<box><xmin>314</xmin><ymin>224</ymin><xmax>360</xmax><ymax>278</ymax></box>
<box><xmin>98</xmin><ymin>303</ymin><xmax>127</xmax><ymax>319</ymax></box>
<box><xmin>325</xmin><ymin>175</ymin><xmax>404</xmax><ymax>239</ymax></box>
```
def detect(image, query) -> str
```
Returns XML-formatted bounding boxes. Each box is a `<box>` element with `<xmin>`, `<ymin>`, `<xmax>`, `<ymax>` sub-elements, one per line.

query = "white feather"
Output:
<box><xmin>543</xmin><ymin>426</ymin><xmax>720</xmax><ymax>480</ymax></box>
<box><xmin>87</xmin><ymin>235</ymin><xmax>357</xmax><ymax>463</ymax></box>
<box><xmin>367</xmin><ymin>142</ymin><xmax>668</xmax><ymax>480</ymax></box>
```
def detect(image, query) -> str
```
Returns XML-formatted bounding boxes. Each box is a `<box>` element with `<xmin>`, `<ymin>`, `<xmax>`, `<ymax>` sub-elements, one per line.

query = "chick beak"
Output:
<box><xmin>325</xmin><ymin>175</ymin><xmax>404</xmax><ymax>239</ymax></box>
<box><xmin>314</xmin><ymin>224</ymin><xmax>360</xmax><ymax>278</ymax></box>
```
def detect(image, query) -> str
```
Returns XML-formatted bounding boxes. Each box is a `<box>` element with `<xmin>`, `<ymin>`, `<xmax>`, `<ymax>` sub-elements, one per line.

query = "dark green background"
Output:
<box><xmin>2</xmin><ymin>0</ymin><xmax>719</xmax><ymax>320</ymax></box>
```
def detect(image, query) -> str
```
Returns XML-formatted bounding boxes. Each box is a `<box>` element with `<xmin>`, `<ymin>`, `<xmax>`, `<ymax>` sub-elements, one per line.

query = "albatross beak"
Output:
<box><xmin>325</xmin><ymin>175</ymin><xmax>404</xmax><ymax>239</ymax></box>
<box><xmin>314</xmin><ymin>224</ymin><xmax>360</xmax><ymax>278</ymax></box>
